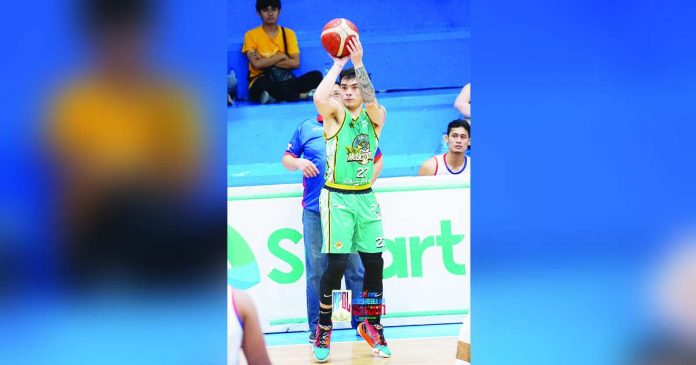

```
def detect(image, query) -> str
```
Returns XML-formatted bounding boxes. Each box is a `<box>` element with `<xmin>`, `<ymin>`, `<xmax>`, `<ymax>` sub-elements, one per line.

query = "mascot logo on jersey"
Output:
<box><xmin>346</xmin><ymin>133</ymin><xmax>372</xmax><ymax>165</ymax></box>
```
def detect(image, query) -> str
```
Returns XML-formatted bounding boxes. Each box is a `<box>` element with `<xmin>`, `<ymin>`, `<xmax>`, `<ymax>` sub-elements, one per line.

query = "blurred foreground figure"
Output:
<box><xmin>632</xmin><ymin>230</ymin><xmax>696</xmax><ymax>365</ymax></box>
<box><xmin>46</xmin><ymin>0</ymin><xmax>216</xmax><ymax>287</ymax></box>
<box><xmin>228</xmin><ymin>287</ymin><xmax>272</xmax><ymax>365</ymax></box>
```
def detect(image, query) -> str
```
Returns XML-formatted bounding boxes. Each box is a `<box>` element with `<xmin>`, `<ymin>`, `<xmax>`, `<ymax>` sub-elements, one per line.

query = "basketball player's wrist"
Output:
<box><xmin>352</xmin><ymin>61</ymin><xmax>364</xmax><ymax>68</ymax></box>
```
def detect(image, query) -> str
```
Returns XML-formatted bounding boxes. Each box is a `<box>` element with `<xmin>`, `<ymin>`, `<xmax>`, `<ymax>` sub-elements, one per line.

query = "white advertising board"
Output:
<box><xmin>228</xmin><ymin>175</ymin><xmax>469</xmax><ymax>333</ymax></box>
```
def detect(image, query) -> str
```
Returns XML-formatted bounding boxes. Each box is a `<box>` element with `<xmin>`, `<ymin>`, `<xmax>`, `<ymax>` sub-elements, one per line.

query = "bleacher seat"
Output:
<box><xmin>228</xmin><ymin>0</ymin><xmax>470</xmax><ymax>99</ymax></box>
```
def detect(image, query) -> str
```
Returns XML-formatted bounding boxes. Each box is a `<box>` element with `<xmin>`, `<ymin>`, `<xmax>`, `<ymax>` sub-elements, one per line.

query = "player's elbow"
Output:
<box><xmin>281</xmin><ymin>155</ymin><xmax>296</xmax><ymax>171</ymax></box>
<box><xmin>455</xmin><ymin>103</ymin><xmax>470</xmax><ymax>117</ymax></box>
<box><xmin>313</xmin><ymin>93</ymin><xmax>325</xmax><ymax>106</ymax></box>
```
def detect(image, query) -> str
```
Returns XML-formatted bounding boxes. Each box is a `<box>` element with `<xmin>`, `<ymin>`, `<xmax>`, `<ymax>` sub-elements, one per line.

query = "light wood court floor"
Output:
<box><xmin>241</xmin><ymin>336</ymin><xmax>458</xmax><ymax>365</ymax></box>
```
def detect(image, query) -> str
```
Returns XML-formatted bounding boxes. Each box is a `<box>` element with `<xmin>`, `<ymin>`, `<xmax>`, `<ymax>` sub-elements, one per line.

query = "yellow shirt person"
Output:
<box><xmin>239</xmin><ymin>0</ymin><xmax>321</xmax><ymax>103</ymax></box>
<box><xmin>242</xmin><ymin>25</ymin><xmax>299</xmax><ymax>85</ymax></box>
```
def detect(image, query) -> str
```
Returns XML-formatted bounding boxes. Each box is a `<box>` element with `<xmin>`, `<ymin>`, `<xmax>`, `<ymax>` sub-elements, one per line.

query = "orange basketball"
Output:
<box><xmin>320</xmin><ymin>18</ymin><xmax>359</xmax><ymax>58</ymax></box>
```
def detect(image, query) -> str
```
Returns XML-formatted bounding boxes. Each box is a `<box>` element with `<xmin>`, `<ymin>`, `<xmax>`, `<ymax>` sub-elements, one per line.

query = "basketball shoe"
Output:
<box><xmin>312</xmin><ymin>324</ymin><xmax>332</xmax><ymax>362</ymax></box>
<box><xmin>357</xmin><ymin>319</ymin><xmax>392</xmax><ymax>357</ymax></box>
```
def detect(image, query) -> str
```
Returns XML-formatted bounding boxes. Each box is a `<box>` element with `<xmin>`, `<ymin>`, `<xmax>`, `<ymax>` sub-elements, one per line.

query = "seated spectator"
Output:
<box><xmin>419</xmin><ymin>119</ymin><xmax>470</xmax><ymax>179</ymax></box>
<box><xmin>454</xmin><ymin>83</ymin><xmax>471</xmax><ymax>118</ymax></box>
<box><xmin>242</xmin><ymin>0</ymin><xmax>322</xmax><ymax>104</ymax></box>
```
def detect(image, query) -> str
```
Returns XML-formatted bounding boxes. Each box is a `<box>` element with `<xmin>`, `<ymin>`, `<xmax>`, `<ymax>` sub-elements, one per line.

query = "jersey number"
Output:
<box><xmin>356</xmin><ymin>167</ymin><xmax>368</xmax><ymax>178</ymax></box>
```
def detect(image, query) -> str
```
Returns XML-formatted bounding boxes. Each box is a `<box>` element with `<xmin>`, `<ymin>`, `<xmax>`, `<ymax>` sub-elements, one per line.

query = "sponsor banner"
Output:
<box><xmin>228</xmin><ymin>175</ymin><xmax>470</xmax><ymax>333</ymax></box>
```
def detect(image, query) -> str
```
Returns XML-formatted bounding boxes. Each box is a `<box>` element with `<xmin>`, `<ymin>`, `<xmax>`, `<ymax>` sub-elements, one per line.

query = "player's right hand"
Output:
<box><xmin>295</xmin><ymin>158</ymin><xmax>320</xmax><ymax>178</ymax></box>
<box><xmin>346</xmin><ymin>37</ymin><xmax>364</xmax><ymax>66</ymax></box>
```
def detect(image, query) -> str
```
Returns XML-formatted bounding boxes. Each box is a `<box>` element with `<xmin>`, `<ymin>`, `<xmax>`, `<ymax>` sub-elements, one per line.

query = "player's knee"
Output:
<box><xmin>327</xmin><ymin>253</ymin><xmax>349</xmax><ymax>273</ymax></box>
<box><xmin>322</xmin><ymin>254</ymin><xmax>349</xmax><ymax>287</ymax></box>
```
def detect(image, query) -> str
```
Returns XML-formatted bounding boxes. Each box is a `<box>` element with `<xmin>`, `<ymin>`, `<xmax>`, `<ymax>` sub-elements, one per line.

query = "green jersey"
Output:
<box><xmin>325</xmin><ymin>108</ymin><xmax>378</xmax><ymax>190</ymax></box>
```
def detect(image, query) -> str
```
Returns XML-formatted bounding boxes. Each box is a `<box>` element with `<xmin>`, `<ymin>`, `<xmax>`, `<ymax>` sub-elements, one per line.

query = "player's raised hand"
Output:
<box><xmin>295</xmin><ymin>158</ymin><xmax>320</xmax><ymax>178</ymax></box>
<box><xmin>329</xmin><ymin>52</ymin><xmax>350</xmax><ymax>68</ymax></box>
<box><xmin>347</xmin><ymin>37</ymin><xmax>364</xmax><ymax>66</ymax></box>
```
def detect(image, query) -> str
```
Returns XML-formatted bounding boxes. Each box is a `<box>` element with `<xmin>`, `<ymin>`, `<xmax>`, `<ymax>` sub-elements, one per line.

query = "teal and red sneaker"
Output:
<box><xmin>312</xmin><ymin>324</ymin><xmax>333</xmax><ymax>363</ymax></box>
<box><xmin>357</xmin><ymin>319</ymin><xmax>392</xmax><ymax>358</ymax></box>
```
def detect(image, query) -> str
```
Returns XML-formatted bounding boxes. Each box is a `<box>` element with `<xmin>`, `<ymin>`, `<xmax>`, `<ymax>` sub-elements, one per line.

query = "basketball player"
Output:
<box><xmin>311</xmin><ymin>37</ymin><xmax>391</xmax><ymax>362</ymax></box>
<box><xmin>228</xmin><ymin>287</ymin><xmax>271</xmax><ymax>365</ymax></box>
<box><xmin>419</xmin><ymin>119</ymin><xmax>470</xmax><ymax>179</ymax></box>
<box><xmin>281</xmin><ymin>83</ymin><xmax>383</xmax><ymax>342</ymax></box>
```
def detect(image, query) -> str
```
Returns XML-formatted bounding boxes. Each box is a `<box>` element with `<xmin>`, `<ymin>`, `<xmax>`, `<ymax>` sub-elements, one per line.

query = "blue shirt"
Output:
<box><xmin>285</xmin><ymin>116</ymin><xmax>382</xmax><ymax>212</ymax></box>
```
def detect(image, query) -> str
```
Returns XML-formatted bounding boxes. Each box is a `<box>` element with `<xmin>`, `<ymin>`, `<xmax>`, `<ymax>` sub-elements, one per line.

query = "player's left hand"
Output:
<box><xmin>347</xmin><ymin>37</ymin><xmax>363</xmax><ymax>66</ymax></box>
<box><xmin>329</xmin><ymin>53</ymin><xmax>350</xmax><ymax>68</ymax></box>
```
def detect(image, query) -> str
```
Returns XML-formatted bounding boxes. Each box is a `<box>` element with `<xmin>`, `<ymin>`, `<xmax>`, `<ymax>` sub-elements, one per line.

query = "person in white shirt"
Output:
<box><xmin>419</xmin><ymin>119</ymin><xmax>470</xmax><ymax>179</ymax></box>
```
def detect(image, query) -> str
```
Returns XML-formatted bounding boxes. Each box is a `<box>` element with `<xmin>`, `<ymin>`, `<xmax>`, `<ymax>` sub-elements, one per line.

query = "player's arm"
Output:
<box><xmin>281</xmin><ymin>153</ymin><xmax>298</xmax><ymax>171</ymax></box>
<box><xmin>235</xmin><ymin>290</ymin><xmax>272</xmax><ymax>365</ymax></box>
<box><xmin>282</xmin><ymin>154</ymin><xmax>319</xmax><ymax>177</ymax></box>
<box><xmin>313</xmin><ymin>55</ymin><xmax>348</xmax><ymax>119</ymax></box>
<box><xmin>455</xmin><ymin>83</ymin><xmax>471</xmax><ymax>118</ymax></box>
<box><xmin>347</xmin><ymin>38</ymin><xmax>385</xmax><ymax>129</ymax></box>
<box><xmin>282</xmin><ymin>126</ymin><xmax>319</xmax><ymax>177</ymax></box>
<box><xmin>245</xmin><ymin>50</ymin><xmax>288</xmax><ymax>70</ymax></box>
<box><xmin>418</xmin><ymin>157</ymin><xmax>437</xmax><ymax>176</ymax></box>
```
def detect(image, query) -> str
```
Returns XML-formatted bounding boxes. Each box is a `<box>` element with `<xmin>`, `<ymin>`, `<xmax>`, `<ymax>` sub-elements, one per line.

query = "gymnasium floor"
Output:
<box><xmin>242</xmin><ymin>324</ymin><xmax>462</xmax><ymax>365</ymax></box>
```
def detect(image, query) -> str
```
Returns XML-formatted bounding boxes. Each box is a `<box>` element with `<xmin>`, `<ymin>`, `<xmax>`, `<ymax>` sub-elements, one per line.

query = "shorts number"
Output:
<box><xmin>356</xmin><ymin>167</ymin><xmax>368</xmax><ymax>178</ymax></box>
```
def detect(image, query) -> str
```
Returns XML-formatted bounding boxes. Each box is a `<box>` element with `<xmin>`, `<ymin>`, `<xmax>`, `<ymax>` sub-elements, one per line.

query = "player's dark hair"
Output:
<box><xmin>339</xmin><ymin>68</ymin><xmax>356</xmax><ymax>82</ymax></box>
<box><xmin>82</xmin><ymin>0</ymin><xmax>152</xmax><ymax>33</ymax></box>
<box><xmin>339</xmin><ymin>68</ymin><xmax>371</xmax><ymax>83</ymax></box>
<box><xmin>256</xmin><ymin>0</ymin><xmax>281</xmax><ymax>11</ymax></box>
<box><xmin>447</xmin><ymin>119</ymin><xmax>470</xmax><ymax>136</ymax></box>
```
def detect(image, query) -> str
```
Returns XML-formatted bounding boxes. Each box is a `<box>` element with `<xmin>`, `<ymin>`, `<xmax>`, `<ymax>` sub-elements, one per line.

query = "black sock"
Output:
<box><xmin>317</xmin><ymin>254</ymin><xmax>349</xmax><ymax>328</ymax></box>
<box><xmin>359</xmin><ymin>252</ymin><xmax>384</xmax><ymax>327</ymax></box>
<box><xmin>319</xmin><ymin>309</ymin><xmax>333</xmax><ymax>327</ymax></box>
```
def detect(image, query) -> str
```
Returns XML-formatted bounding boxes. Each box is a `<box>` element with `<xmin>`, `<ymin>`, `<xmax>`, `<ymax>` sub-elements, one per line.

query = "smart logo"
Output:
<box><xmin>227</xmin><ymin>220</ymin><xmax>466</xmax><ymax>287</ymax></box>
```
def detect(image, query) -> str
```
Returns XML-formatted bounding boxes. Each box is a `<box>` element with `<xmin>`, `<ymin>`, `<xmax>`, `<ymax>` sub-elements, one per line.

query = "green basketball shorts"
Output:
<box><xmin>319</xmin><ymin>187</ymin><xmax>385</xmax><ymax>254</ymax></box>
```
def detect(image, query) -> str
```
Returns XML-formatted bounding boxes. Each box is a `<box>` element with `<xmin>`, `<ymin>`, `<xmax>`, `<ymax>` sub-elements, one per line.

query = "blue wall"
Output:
<box><xmin>228</xmin><ymin>0</ymin><xmax>470</xmax><ymax>99</ymax></box>
<box><xmin>227</xmin><ymin>90</ymin><xmax>461</xmax><ymax>186</ymax></box>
